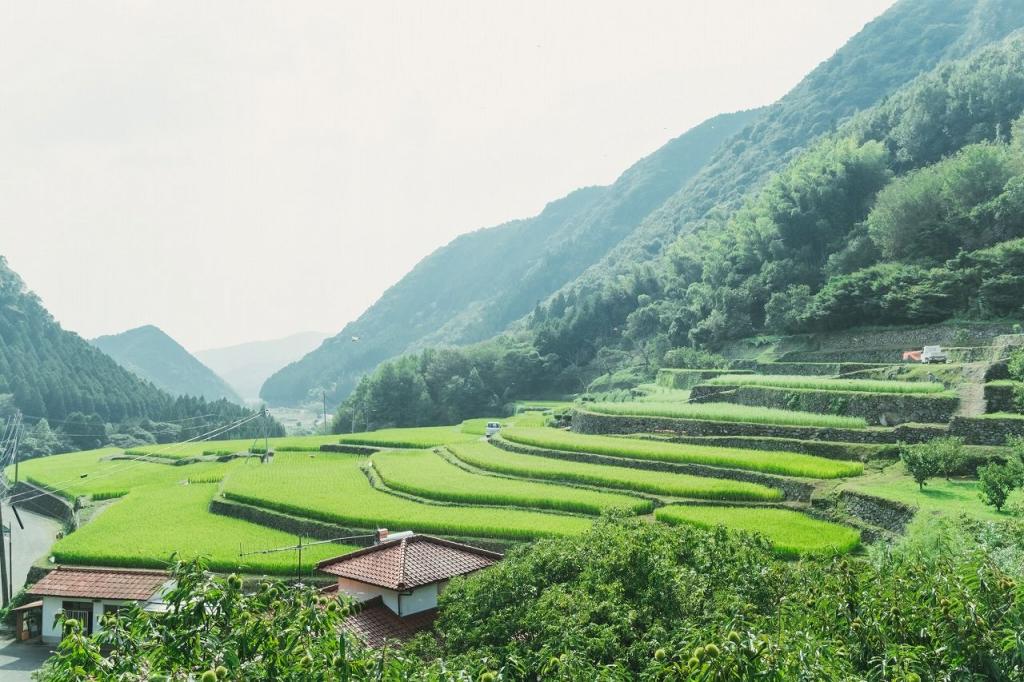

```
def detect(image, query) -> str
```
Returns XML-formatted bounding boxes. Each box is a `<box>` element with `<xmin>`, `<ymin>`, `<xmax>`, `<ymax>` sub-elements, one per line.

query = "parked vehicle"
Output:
<box><xmin>921</xmin><ymin>345</ymin><xmax>948</xmax><ymax>364</ymax></box>
<box><xmin>485</xmin><ymin>421</ymin><xmax>501</xmax><ymax>438</ymax></box>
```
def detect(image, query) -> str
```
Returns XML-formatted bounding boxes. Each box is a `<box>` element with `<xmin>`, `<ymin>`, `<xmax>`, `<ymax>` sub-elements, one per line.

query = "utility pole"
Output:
<box><xmin>323</xmin><ymin>392</ymin><xmax>328</xmax><ymax>435</ymax></box>
<box><xmin>296</xmin><ymin>535</ymin><xmax>303</xmax><ymax>581</ymax></box>
<box><xmin>8</xmin><ymin>419</ymin><xmax>20</xmax><ymax>600</ymax></box>
<box><xmin>0</xmin><ymin>413</ymin><xmax>15</xmax><ymax>607</ymax></box>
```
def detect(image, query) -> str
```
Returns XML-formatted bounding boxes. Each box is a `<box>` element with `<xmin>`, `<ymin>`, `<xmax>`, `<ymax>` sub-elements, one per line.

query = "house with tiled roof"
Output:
<box><xmin>26</xmin><ymin>566</ymin><xmax>173</xmax><ymax>644</ymax></box>
<box><xmin>317</xmin><ymin>531</ymin><xmax>502</xmax><ymax>647</ymax></box>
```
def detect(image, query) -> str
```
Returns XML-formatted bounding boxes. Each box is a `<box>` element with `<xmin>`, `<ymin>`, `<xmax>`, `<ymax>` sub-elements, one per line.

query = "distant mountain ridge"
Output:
<box><xmin>262</xmin><ymin>0</ymin><xmax>1024</xmax><ymax>409</ymax></box>
<box><xmin>92</xmin><ymin>325</ymin><xmax>242</xmax><ymax>403</ymax></box>
<box><xmin>260</xmin><ymin>109</ymin><xmax>762</xmax><ymax>405</ymax></box>
<box><xmin>197</xmin><ymin>331</ymin><xmax>329</xmax><ymax>402</ymax></box>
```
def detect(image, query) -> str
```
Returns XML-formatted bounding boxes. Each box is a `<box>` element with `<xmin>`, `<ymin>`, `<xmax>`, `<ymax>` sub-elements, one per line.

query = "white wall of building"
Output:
<box><xmin>334</xmin><ymin>577</ymin><xmax>443</xmax><ymax>616</ymax></box>
<box><xmin>40</xmin><ymin>596</ymin><xmax>136</xmax><ymax>644</ymax></box>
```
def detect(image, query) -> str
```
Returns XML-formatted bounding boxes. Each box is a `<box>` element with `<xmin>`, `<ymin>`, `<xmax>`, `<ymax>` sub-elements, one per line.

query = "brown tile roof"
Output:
<box><xmin>28</xmin><ymin>566</ymin><xmax>170</xmax><ymax>601</ymax></box>
<box><xmin>317</xmin><ymin>535</ymin><xmax>502</xmax><ymax>590</ymax></box>
<box><xmin>342</xmin><ymin>596</ymin><xmax>438</xmax><ymax>648</ymax></box>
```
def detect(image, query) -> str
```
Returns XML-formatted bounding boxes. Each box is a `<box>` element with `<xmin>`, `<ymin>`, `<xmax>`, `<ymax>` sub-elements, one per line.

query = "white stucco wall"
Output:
<box><xmin>40</xmin><ymin>597</ymin><xmax>137</xmax><ymax>644</ymax></box>
<box><xmin>334</xmin><ymin>577</ymin><xmax>442</xmax><ymax>616</ymax></box>
<box><xmin>398</xmin><ymin>583</ymin><xmax>438</xmax><ymax>616</ymax></box>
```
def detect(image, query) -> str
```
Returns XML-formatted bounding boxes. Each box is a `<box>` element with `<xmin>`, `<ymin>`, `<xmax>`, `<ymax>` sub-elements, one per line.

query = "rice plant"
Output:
<box><xmin>704</xmin><ymin>374</ymin><xmax>949</xmax><ymax>394</ymax></box>
<box><xmin>222</xmin><ymin>453</ymin><xmax>592</xmax><ymax>541</ymax></box>
<box><xmin>500</xmin><ymin>428</ymin><xmax>863</xmax><ymax>479</ymax></box>
<box><xmin>585</xmin><ymin>401</ymin><xmax>868</xmax><ymax>429</ymax></box>
<box><xmin>655</xmin><ymin>505</ymin><xmax>861</xmax><ymax>557</ymax></box>
<box><xmin>448</xmin><ymin>441</ymin><xmax>783</xmax><ymax>501</ymax></box>
<box><xmin>372</xmin><ymin>448</ymin><xmax>652</xmax><ymax>514</ymax></box>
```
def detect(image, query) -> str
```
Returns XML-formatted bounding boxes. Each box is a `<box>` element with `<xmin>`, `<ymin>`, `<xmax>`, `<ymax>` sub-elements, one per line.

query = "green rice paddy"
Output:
<box><xmin>704</xmin><ymin>374</ymin><xmax>949</xmax><ymax>394</ymax></box>
<box><xmin>336</xmin><ymin>425</ymin><xmax>479</xmax><ymax>448</ymax></box>
<box><xmin>447</xmin><ymin>441</ymin><xmax>783</xmax><ymax>501</ymax></box>
<box><xmin>372</xmin><ymin>448</ymin><xmax>652</xmax><ymax>514</ymax></box>
<box><xmin>585</xmin><ymin>401</ymin><xmax>868</xmax><ymax>428</ymax></box>
<box><xmin>51</xmin><ymin>484</ymin><xmax>356</xmax><ymax>574</ymax></box>
<box><xmin>222</xmin><ymin>453</ymin><xmax>593</xmax><ymax>541</ymax></box>
<box><xmin>655</xmin><ymin>505</ymin><xmax>861</xmax><ymax>558</ymax></box>
<box><xmin>500</xmin><ymin>428</ymin><xmax>863</xmax><ymax>479</ymax></box>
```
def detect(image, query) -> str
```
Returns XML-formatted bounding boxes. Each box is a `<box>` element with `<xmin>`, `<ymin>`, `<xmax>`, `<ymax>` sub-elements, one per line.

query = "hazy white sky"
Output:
<box><xmin>1</xmin><ymin>0</ymin><xmax>895</xmax><ymax>351</ymax></box>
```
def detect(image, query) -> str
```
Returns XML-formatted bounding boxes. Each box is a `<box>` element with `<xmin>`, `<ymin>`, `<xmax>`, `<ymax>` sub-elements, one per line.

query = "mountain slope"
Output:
<box><xmin>570</xmin><ymin>0</ymin><xmax>1024</xmax><ymax>290</ymax></box>
<box><xmin>0</xmin><ymin>257</ymin><xmax>172</xmax><ymax>422</ymax></box>
<box><xmin>196</xmin><ymin>331</ymin><xmax>329</xmax><ymax>402</ymax></box>
<box><xmin>0</xmin><ymin>256</ymin><xmax>279</xmax><ymax>451</ymax></box>
<box><xmin>92</xmin><ymin>325</ymin><xmax>242</xmax><ymax>403</ymax></box>
<box><xmin>260</xmin><ymin>109</ymin><xmax>761</xmax><ymax>405</ymax></box>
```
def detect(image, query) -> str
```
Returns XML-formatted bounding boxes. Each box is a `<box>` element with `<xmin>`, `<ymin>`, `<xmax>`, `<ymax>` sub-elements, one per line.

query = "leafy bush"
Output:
<box><xmin>38</xmin><ymin>559</ymin><xmax>400</xmax><ymax>680</ymax></box>
<box><xmin>662</xmin><ymin>347</ymin><xmax>727</xmax><ymax>369</ymax></box>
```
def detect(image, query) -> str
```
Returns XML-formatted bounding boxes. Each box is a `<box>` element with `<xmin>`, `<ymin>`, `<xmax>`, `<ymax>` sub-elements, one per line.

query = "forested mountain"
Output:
<box><xmin>0</xmin><ymin>257</ymin><xmax>280</xmax><ymax>455</ymax></box>
<box><xmin>92</xmin><ymin>325</ymin><xmax>242</xmax><ymax>403</ymax></box>
<box><xmin>331</xmin><ymin>1</ymin><xmax>1024</xmax><ymax>432</ymax></box>
<box><xmin>267</xmin><ymin>0</ymin><xmax>1024</xmax><ymax>411</ymax></box>
<box><xmin>196</xmin><ymin>331</ymin><xmax>329</xmax><ymax>402</ymax></box>
<box><xmin>260</xmin><ymin>109</ymin><xmax>761</xmax><ymax>406</ymax></box>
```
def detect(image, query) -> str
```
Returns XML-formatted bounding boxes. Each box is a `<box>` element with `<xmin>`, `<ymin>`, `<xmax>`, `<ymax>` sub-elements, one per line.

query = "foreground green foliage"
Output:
<box><xmin>38</xmin><ymin>559</ymin><xmax>400</xmax><ymax>681</ymax></box>
<box><xmin>704</xmin><ymin>374</ymin><xmax>948</xmax><ymax>394</ymax></box>
<box><xmin>501</xmin><ymin>427</ymin><xmax>863</xmax><ymax>478</ymax></box>
<box><xmin>654</xmin><ymin>505</ymin><xmax>861</xmax><ymax>558</ymax></box>
<box><xmin>410</xmin><ymin>515</ymin><xmax>1024</xmax><ymax>680</ymax></box>
<box><xmin>372</xmin><ymin>448</ymin><xmax>652</xmax><ymax>514</ymax></box>
<box><xmin>448</xmin><ymin>441</ymin><xmax>783</xmax><ymax>502</ymax></box>
<box><xmin>223</xmin><ymin>453</ymin><xmax>592</xmax><ymax>540</ymax></box>
<box><xmin>584</xmin><ymin>401</ymin><xmax>869</xmax><ymax>429</ymax></box>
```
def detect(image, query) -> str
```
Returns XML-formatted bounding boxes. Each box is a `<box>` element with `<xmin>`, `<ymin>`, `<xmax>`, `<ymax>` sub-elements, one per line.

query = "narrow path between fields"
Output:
<box><xmin>956</xmin><ymin>362</ymin><xmax>988</xmax><ymax>417</ymax></box>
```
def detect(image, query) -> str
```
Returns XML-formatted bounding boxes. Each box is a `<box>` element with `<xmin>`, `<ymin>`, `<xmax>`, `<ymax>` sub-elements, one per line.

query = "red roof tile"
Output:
<box><xmin>342</xmin><ymin>597</ymin><xmax>438</xmax><ymax>648</ymax></box>
<box><xmin>28</xmin><ymin>566</ymin><xmax>170</xmax><ymax>601</ymax></box>
<box><xmin>317</xmin><ymin>535</ymin><xmax>501</xmax><ymax>590</ymax></box>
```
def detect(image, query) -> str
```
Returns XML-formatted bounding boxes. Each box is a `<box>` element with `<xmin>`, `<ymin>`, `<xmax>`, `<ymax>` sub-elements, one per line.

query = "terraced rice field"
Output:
<box><xmin>704</xmin><ymin>374</ymin><xmax>949</xmax><ymax>394</ymax></box>
<box><xmin>51</xmin><ymin>484</ymin><xmax>356</xmax><ymax>574</ymax></box>
<box><xmin>447</xmin><ymin>441</ymin><xmax>783</xmax><ymax>501</ymax></box>
<box><xmin>655</xmin><ymin>505</ymin><xmax>861</xmax><ymax>558</ymax></box>
<box><xmin>337</xmin><ymin>425</ymin><xmax>479</xmax><ymax>448</ymax></box>
<box><xmin>585</xmin><ymin>401</ymin><xmax>868</xmax><ymax>428</ymax></box>
<box><xmin>500</xmin><ymin>428</ymin><xmax>863</xmax><ymax>479</ymax></box>
<box><xmin>222</xmin><ymin>453</ymin><xmax>592</xmax><ymax>540</ymax></box>
<box><xmin>372</xmin><ymin>449</ymin><xmax>652</xmax><ymax>514</ymax></box>
<box><xmin>14</xmin><ymin>449</ymin><xmax>243</xmax><ymax>500</ymax></box>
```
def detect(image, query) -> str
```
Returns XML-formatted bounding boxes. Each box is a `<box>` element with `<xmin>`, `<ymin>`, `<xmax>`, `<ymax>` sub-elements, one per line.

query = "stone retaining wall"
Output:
<box><xmin>212</xmin><ymin>497</ymin><xmax>376</xmax><ymax>544</ymax></box>
<box><xmin>572</xmin><ymin>409</ymin><xmax>947</xmax><ymax>444</ymax></box>
<box><xmin>11</xmin><ymin>481</ymin><xmax>76</xmax><ymax>529</ymax></box>
<box><xmin>754</xmin><ymin>362</ymin><xmax>889</xmax><ymax>376</ymax></box>
<box><xmin>779</xmin><ymin>346</ymin><xmax>993</xmax><ymax>364</ymax></box>
<box><xmin>210</xmin><ymin>497</ymin><xmax>511</xmax><ymax>554</ymax></box>
<box><xmin>690</xmin><ymin>384</ymin><xmax>959</xmax><ymax>426</ymax></box>
<box><xmin>491</xmin><ymin>435</ymin><xmax>812</xmax><ymax>502</ymax></box>
<box><xmin>949</xmin><ymin>416</ymin><xmax>1024</xmax><ymax>445</ymax></box>
<box><xmin>836</xmin><ymin>490</ymin><xmax>916</xmax><ymax>533</ymax></box>
<box><xmin>319</xmin><ymin>443</ymin><xmax>380</xmax><ymax>455</ymax></box>
<box><xmin>983</xmin><ymin>383</ymin><xmax>1020</xmax><ymax>414</ymax></box>
<box><xmin>652</xmin><ymin>435</ymin><xmax>892</xmax><ymax>462</ymax></box>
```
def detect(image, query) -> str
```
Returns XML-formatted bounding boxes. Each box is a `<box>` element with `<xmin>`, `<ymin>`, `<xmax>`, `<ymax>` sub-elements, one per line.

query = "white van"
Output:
<box><xmin>485</xmin><ymin>421</ymin><xmax>501</xmax><ymax>438</ymax></box>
